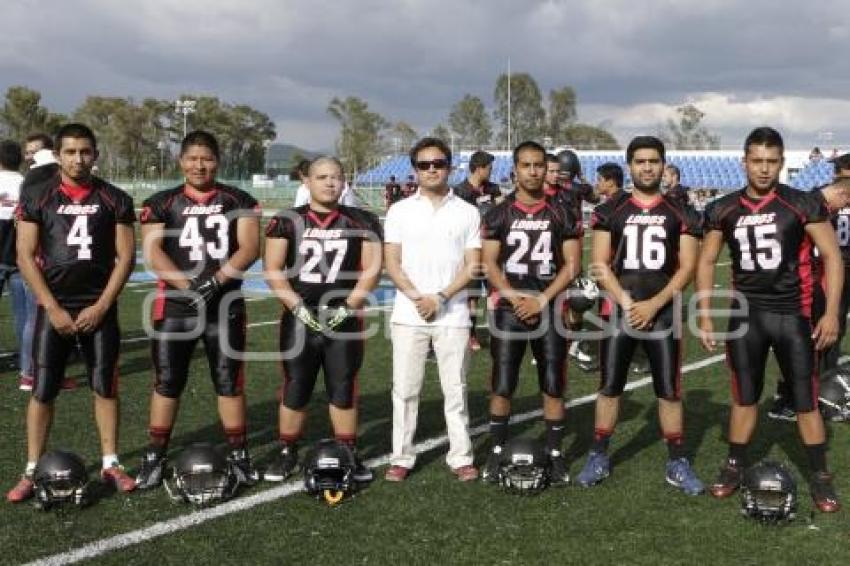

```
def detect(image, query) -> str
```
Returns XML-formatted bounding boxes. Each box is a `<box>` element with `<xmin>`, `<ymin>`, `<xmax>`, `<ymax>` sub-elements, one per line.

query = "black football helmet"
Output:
<box><xmin>739</xmin><ymin>461</ymin><xmax>797</xmax><ymax>523</ymax></box>
<box><xmin>567</xmin><ymin>274</ymin><xmax>600</xmax><ymax>313</ymax></box>
<box><xmin>165</xmin><ymin>443</ymin><xmax>238</xmax><ymax>506</ymax></box>
<box><xmin>556</xmin><ymin>150</ymin><xmax>582</xmax><ymax>180</ymax></box>
<box><xmin>818</xmin><ymin>366</ymin><xmax>850</xmax><ymax>421</ymax></box>
<box><xmin>303</xmin><ymin>439</ymin><xmax>357</xmax><ymax>505</ymax></box>
<box><xmin>499</xmin><ymin>437</ymin><xmax>549</xmax><ymax>495</ymax></box>
<box><xmin>33</xmin><ymin>450</ymin><xmax>90</xmax><ymax>510</ymax></box>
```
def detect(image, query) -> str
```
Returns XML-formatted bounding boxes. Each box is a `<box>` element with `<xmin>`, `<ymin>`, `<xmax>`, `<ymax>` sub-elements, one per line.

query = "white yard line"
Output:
<box><xmin>26</xmin><ymin>352</ymin><xmax>726</xmax><ymax>566</ymax></box>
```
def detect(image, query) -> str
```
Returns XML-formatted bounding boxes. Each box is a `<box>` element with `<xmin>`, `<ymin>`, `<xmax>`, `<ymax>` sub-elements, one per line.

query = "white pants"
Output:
<box><xmin>390</xmin><ymin>323</ymin><xmax>473</xmax><ymax>469</ymax></box>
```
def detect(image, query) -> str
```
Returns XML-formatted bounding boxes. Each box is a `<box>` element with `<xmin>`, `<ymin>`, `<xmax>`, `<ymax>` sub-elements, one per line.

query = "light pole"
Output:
<box><xmin>175</xmin><ymin>99</ymin><xmax>197</xmax><ymax>139</ymax></box>
<box><xmin>156</xmin><ymin>140</ymin><xmax>165</xmax><ymax>184</ymax></box>
<box><xmin>263</xmin><ymin>139</ymin><xmax>272</xmax><ymax>179</ymax></box>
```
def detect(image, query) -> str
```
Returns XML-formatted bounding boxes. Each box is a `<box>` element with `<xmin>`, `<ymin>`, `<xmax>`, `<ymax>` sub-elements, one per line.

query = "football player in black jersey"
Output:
<box><xmin>8</xmin><ymin>123</ymin><xmax>137</xmax><ymax>502</ymax></box>
<box><xmin>480</xmin><ymin>141</ymin><xmax>582</xmax><ymax>486</ymax></box>
<box><xmin>697</xmin><ymin>127</ymin><xmax>841</xmax><ymax>512</ymax></box>
<box><xmin>769</xmin><ymin>167</ymin><xmax>850</xmax><ymax>421</ymax></box>
<box><xmin>575</xmin><ymin>136</ymin><xmax>704</xmax><ymax>495</ymax></box>
<box><xmin>263</xmin><ymin>156</ymin><xmax>382</xmax><ymax>482</ymax></box>
<box><xmin>595</xmin><ymin>162</ymin><xmax>624</xmax><ymax>200</ymax></box>
<box><xmin>454</xmin><ymin>150</ymin><xmax>502</xmax><ymax>351</ymax></box>
<box><xmin>135</xmin><ymin>131</ymin><xmax>261</xmax><ymax>490</ymax></box>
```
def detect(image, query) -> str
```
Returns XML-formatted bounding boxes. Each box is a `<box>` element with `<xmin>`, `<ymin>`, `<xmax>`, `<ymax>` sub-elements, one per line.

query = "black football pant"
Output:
<box><xmin>32</xmin><ymin>305</ymin><xmax>120</xmax><ymax>403</ymax></box>
<box><xmin>728</xmin><ymin>308</ymin><xmax>817</xmax><ymax>412</ymax></box>
<box><xmin>489</xmin><ymin>305</ymin><xmax>567</xmax><ymax>399</ymax></box>
<box><xmin>151</xmin><ymin>311</ymin><xmax>246</xmax><ymax>398</ymax></box>
<box><xmin>599</xmin><ymin>304</ymin><xmax>680</xmax><ymax>400</ymax></box>
<box><xmin>279</xmin><ymin>309</ymin><xmax>363</xmax><ymax>410</ymax></box>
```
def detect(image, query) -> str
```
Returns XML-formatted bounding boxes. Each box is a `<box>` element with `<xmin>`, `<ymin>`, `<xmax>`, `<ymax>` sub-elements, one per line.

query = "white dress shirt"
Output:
<box><xmin>384</xmin><ymin>189</ymin><xmax>481</xmax><ymax>327</ymax></box>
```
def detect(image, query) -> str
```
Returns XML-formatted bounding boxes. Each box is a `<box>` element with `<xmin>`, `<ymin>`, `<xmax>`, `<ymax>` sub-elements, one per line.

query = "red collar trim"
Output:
<box><xmin>512</xmin><ymin>198</ymin><xmax>547</xmax><ymax>215</ymax></box>
<box><xmin>307</xmin><ymin>209</ymin><xmax>340</xmax><ymax>228</ymax></box>
<box><xmin>739</xmin><ymin>190</ymin><xmax>777</xmax><ymax>213</ymax></box>
<box><xmin>630</xmin><ymin>194</ymin><xmax>663</xmax><ymax>210</ymax></box>
<box><xmin>183</xmin><ymin>184</ymin><xmax>218</xmax><ymax>204</ymax></box>
<box><xmin>59</xmin><ymin>182</ymin><xmax>93</xmax><ymax>203</ymax></box>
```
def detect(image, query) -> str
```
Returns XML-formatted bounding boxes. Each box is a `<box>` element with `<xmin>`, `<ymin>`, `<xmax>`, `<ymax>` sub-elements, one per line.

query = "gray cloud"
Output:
<box><xmin>2</xmin><ymin>0</ymin><xmax>849</xmax><ymax>149</ymax></box>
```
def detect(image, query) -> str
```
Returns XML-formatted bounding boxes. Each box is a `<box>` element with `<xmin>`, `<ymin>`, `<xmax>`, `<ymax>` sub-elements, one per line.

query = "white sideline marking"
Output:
<box><xmin>26</xmin><ymin>352</ymin><xmax>726</xmax><ymax>566</ymax></box>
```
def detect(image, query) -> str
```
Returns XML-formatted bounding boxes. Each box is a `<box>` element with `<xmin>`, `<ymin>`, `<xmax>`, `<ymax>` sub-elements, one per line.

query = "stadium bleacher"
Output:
<box><xmin>357</xmin><ymin>151</ymin><xmax>749</xmax><ymax>190</ymax></box>
<box><xmin>790</xmin><ymin>159</ymin><xmax>834</xmax><ymax>191</ymax></box>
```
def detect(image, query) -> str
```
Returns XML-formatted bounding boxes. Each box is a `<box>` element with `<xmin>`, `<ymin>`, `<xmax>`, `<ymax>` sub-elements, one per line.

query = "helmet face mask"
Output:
<box><xmin>818</xmin><ymin>367</ymin><xmax>850</xmax><ymax>421</ymax></box>
<box><xmin>499</xmin><ymin>438</ymin><xmax>549</xmax><ymax>495</ymax></box>
<box><xmin>166</xmin><ymin>443</ymin><xmax>237</xmax><ymax>506</ymax></box>
<box><xmin>739</xmin><ymin>461</ymin><xmax>797</xmax><ymax>523</ymax></box>
<box><xmin>567</xmin><ymin>275</ymin><xmax>600</xmax><ymax>313</ymax></box>
<box><xmin>33</xmin><ymin>450</ymin><xmax>90</xmax><ymax>510</ymax></box>
<box><xmin>303</xmin><ymin>439</ymin><xmax>357</xmax><ymax>504</ymax></box>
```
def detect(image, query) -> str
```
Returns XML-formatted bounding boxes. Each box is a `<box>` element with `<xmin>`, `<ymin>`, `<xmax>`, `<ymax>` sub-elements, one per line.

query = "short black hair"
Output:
<box><xmin>512</xmin><ymin>140</ymin><xmax>546</xmax><ymax>165</ymax></box>
<box><xmin>832</xmin><ymin>153</ymin><xmax>850</xmax><ymax>174</ymax></box>
<box><xmin>0</xmin><ymin>140</ymin><xmax>23</xmax><ymax>170</ymax></box>
<box><xmin>665</xmin><ymin>164</ymin><xmax>681</xmax><ymax>179</ymax></box>
<box><xmin>290</xmin><ymin>159</ymin><xmax>310</xmax><ymax>179</ymax></box>
<box><xmin>24</xmin><ymin>132</ymin><xmax>53</xmax><ymax>150</ymax></box>
<box><xmin>626</xmin><ymin>136</ymin><xmax>665</xmax><ymax>164</ymax></box>
<box><xmin>596</xmin><ymin>162</ymin><xmax>624</xmax><ymax>188</ymax></box>
<box><xmin>180</xmin><ymin>130</ymin><xmax>219</xmax><ymax>160</ymax></box>
<box><xmin>409</xmin><ymin>137</ymin><xmax>452</xmax><ymax>166</ymax></box>
<box><xmin>55</xmin><ymin>123</ymin><xmax>97</xmax><ymax>151</ymax></box>
<box><xmin>744</xmin><ymin>127</ymin><xmax>784</xmax><ymax>154</ymax></box>
<box><xmin>468</xmin><ymin>150</ymin><xmax>494</xmax><ymax>173</ymax></box>
<box><xmin>545</xmin><ymin>153</ymin><xmax>560</xmax><ymax>165</ymax></box>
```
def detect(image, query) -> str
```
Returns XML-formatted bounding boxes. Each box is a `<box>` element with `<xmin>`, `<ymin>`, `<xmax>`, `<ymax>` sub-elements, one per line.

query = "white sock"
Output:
<box><xmin>24</xmin><ymin>461</ymin><xmax>36</xmax><ymax>476</ymax></box>
<box><xmin>102</xmin><ymin>454</ymin><xmax>119</xmax><ymax>469</ymax></box>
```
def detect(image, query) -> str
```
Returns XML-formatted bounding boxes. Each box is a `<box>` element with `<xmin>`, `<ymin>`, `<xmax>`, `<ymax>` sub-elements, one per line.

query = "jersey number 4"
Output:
<box><xmin>67</xmin><ymin>216</ymin><xmax>93</xmax><ymax>260</ymax></box>
<box><xmin>179</xmin><ymin>216</ymin><xmax>229</xmax><ymax>261</ymax></box>
<box><xmin>733</xmin><ymin>224</ymin><xmax>781</xmax><ymax>270</ymax></box>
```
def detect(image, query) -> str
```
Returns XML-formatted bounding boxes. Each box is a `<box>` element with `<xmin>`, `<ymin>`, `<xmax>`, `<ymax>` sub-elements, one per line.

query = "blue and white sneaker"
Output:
<box><xmin>665</xmin><ymin>458</ymin><xmax>704</xmax><ymax>496</ymax></box>
<box><xmin>576</xmin><ymin>450</ymin><xmax>610</xmax><ymax>487</ymax></box>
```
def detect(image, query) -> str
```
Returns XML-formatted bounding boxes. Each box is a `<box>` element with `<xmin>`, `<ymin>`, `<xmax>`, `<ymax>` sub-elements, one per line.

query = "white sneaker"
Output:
<box><xmin>569</xmin><ymin>342</ymin><xmax>592</xmax><ymax>364</ymax></box>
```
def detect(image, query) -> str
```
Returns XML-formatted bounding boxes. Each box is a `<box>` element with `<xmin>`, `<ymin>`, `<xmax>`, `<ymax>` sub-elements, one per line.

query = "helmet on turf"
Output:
<box><xmin>567</xmin><ymin>274</ymin><xmax>600</xmax><ymax>313</ymax></box>
<box><xmin>818</xmin><ymin>366</ymin><xmax>850</xmax><ymax>421</ymax></box>
<box><xmin>556</xmin><ymin>150</ymin><xmax>582</xmax><ymax>180</ymax></box>
<box><xmin>499</xmin><ymin>437</ymin><xmax>549</xmax><ymax>495</ymax></box>
<box><xmin>303</xmin><ymin>439</ymin><xmax>356</xmax><ymax>504</ymax></box>
<box><xmin>166</xmin><ymin>443</ymin><xmax>237</xmax><ymax>505</ymax></box>
<box><xmin>739</xmin><ymin>461</ymin><xmax>797</xmax><ymax>523</ymax></box>
<box><xmin>33</xmin><ymin>450</ymin><xmax>90</xmax><ymax>509</ymax></box>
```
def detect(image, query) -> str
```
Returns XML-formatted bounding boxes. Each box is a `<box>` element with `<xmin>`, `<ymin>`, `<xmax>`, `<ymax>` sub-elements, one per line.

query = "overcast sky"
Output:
<box><xmin>2</xmin><ymin>0</ymin><xmax>849</xmax><ymax>151</ymax></box>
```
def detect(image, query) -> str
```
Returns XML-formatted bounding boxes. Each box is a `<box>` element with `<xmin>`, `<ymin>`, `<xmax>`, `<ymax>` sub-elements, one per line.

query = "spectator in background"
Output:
<box><xmin>662</xmin><ymin>164</ymin><xmax>690</xmax><ymax>206</ymax></box>
<box><xmin>0</xmin><ymin>140</ymin><xmax>26</xmax><ymax>369</ymax></box>
<box><xmin>23</xmin><ymin>133</ymin><xmax>53</xmax><ymax>169</ymax></box>
<box><xmin>291</xmin><ymin>159</ymin><xmax>311</xmax><ymax>207</ymax></box>
<box><xmin>810</xmin><ymin>146</ymin><xmax>824</xmax><ymax>163</ymax></box>
<box><xmin>402</xmin><ymin>174</ymin><xmax>417</xmax><ymax>198</ymax></box>
<box><xmin>385</xmin><ymin>175</ymin><xmax>402</xmax><ymax>210</ymax></box>
<box><xmin>595</xmin><ymin>162</ymin><xmax>624</xmax><ymax>199</ymax></box>
<box><xmin>453</xmin><ymin>150</ymin><xmax>501</xmax><ymax>351</ymax></box>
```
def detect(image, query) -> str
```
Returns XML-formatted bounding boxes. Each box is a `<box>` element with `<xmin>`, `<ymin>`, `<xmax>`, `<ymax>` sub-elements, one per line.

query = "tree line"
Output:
<box><xmin>0</xmin><ymin>86</ymin><xmax>275</xmax><ymax>180</ymax></box>
<box><xmin>328</xmin><ymin>72</ymin><xmax>719</xmax><ymax>177</ymax></box>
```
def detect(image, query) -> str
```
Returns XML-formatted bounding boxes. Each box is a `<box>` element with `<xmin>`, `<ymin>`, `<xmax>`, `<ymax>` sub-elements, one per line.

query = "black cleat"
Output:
<box><xmin>135</xmin><ymin>449</ymin><xmax>166</xmax><ymax>490</ymax></box>
<box><xmin>263</xmin><ymin>444</ymin><xmax>300</xmax><ymax>482</ymax></box>
<box><xmin>352</xmin><ymin>453</ymin><xmax>373</xmax><ymax>484</ymax></box>
<box><xmin>481</xmin><ymin>446</ymin><xmax>503</xmax><ymax>484</ymax></box>
<box><xmin>811</xmin><ymin>471</ymin><xmax>841</xmax><ymax>513</ymax></box>
<box><xmin>548</xmin><ymin>450</ymin><xmax>571</xmax><ymax>487</ymax></box>
<box><xmin>228</xmin><ymin>448</ymin><xmax>259</xmax><ymax>486</ymax></box>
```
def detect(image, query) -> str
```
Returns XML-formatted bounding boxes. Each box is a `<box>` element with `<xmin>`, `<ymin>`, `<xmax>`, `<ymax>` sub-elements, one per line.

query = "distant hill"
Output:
<box><xmin>266</xmin><ymin>143</ymin><xmax>322</xmax><ymax>176</ymax></box>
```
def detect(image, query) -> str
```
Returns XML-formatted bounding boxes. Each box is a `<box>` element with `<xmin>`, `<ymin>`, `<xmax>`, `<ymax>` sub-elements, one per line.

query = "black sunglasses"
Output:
<box><xmin>414</xmin><ymin>159</ymin><xmax>450</xmax><ymax>171</ymax></box>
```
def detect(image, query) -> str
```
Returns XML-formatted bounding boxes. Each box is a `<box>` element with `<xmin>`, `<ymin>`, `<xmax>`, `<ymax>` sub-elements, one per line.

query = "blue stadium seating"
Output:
<box><xmin>790</xmin><ymin>160</ymin><xmax>833</xmax><ymax>191</ymax></box>
<box><xmin>356</xmin><ymin>153</ymin><xmax>748</xmax><ymax>190</ymax></box>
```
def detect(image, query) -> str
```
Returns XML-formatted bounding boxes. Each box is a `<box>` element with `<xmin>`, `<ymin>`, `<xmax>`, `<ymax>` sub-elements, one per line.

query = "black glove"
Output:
<box><xmin>188</xmin><ymin>276</ymin><xmax>222</xmax><ymax>311</ymax></box>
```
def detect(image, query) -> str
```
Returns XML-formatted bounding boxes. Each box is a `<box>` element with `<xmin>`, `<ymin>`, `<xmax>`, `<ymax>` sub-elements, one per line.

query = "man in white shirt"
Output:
<box><xmin>0</xmin><ymin>141</ymin><xmax>26</xmax><ymax>371</ymax></box>
<box><xmin>383</xmin><ymin>137</ymin><xmax>481</xmax><ymax>482</ymax></box>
